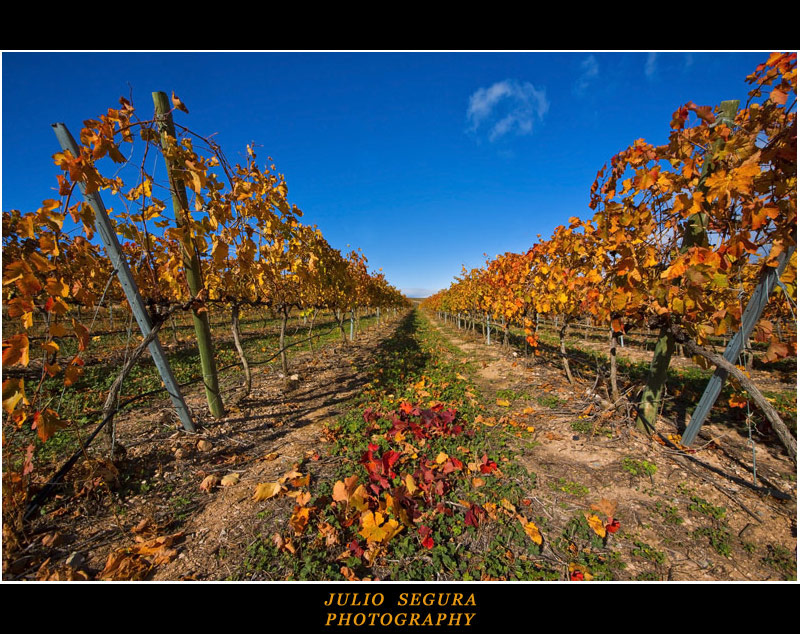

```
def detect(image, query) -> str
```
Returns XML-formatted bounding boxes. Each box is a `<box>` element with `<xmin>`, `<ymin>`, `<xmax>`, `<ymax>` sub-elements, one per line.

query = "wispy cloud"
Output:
<box><xmin>645</xmin><ymin>52</ymin><xmax>658</xmax><ymax>79</ymax></box>
<box><xmin>466</xmin><ymin>79</ymin><xmax>549</xmax><ymax>142</ymax></box>
<box><xmin>574</xmin><ymin>54</ymin><xmax>599</xmax><ymax>95</ymax></box>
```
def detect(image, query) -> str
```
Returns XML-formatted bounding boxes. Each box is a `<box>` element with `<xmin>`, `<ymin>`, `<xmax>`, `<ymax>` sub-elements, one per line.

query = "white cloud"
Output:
<box><xmin>575</xmin><ymin>54</ymin><xmax>599</xmax><ymax>94</ymax></box>
<box><xmin>466</xmin><ymin>79</ymin><xmax>549</xmax><ymax>142</ymax></box>
<box><xmin>645</xmin><ymin>52</ymin><xmax>658</xmax><ymax>78</ymax></box>
<box><xmin>402</xmin><ymin>287</ymin><xmax>437</xmax><ymax>298</ymax></box>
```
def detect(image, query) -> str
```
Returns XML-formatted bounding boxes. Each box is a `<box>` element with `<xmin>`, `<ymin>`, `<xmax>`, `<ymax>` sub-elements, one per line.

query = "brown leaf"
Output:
<box><xmin>99</xmin><ymin>551</ymin><xmax>151</xmax><ymax>581</ymax></box>
<box><xmin>200</xmin><ymin>474</ymin><xmax>220</xmax><ymax>493</ymax></box>
<box><xmin>590</xmin><ymin>498</ymin><xmax>617</xmax><ymax>520</ymax></box>
<box><xmin>171</xmin><ymin>91</ymin><xmax>189</xmax><ymax>114</ymax></box>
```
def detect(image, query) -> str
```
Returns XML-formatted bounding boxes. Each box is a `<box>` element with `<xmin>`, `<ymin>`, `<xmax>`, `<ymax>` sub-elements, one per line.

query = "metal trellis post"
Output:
<box><xmin>681</xmin><ymin>244</ymin><xmax>796</xmax><ymax>446</ymax></box>
<box><xmin>52</xmin><ymin>122</ymin><xmax>196</xmax><ymax>433</ymax></box>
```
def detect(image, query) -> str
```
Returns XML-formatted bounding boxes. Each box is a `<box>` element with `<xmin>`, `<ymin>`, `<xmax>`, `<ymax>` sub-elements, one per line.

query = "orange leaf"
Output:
<box><xmin>290</xmin><ymin>506</ymin><xmax>311</xmax><ymax>535</ymax></box>
<box><xmin>31</xmin><ymin>408</ymin><xmax>66</xmax><ymax>442</ymax></box>
<box><xmin>3</xmin><ymin>334</ymin><xmax>30</xmax><ymax>367</ymax></box>
<box><xmin>770</xmin><ymin>87</ymin><xmax>788</xmax><ymax>105</ymax></box>
<box><xmin>728</xmin><ymin>394</ymin><xmax>748</xmax><ymax>409</ymax></box>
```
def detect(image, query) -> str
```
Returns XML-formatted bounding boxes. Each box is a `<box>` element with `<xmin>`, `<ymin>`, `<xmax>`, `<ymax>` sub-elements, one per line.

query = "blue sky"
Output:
<box><xmin>1</xmin><ymin>51</ymin><xmax>774</xmax><ymax>297</ymax></box>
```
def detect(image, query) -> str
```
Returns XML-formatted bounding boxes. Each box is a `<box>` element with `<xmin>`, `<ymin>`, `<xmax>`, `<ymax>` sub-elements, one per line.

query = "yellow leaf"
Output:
<box><xmin>359</xmin><ymin>511</ymin><xmax>386</xmax><ymax>542</ymax></box>
<box><xmin>2</xmin><ymin>378</ymin><xmax>26</xmax><ymax>414</ymax></box>
<box><xmin>359</xmin><ymin>511</ymin><xmax>402</xmax><ymax>544</ymax></box>
<box><xmin>221</xmin><ymin>473</ymin><xmax>240</xmax><ymax>487</ymax></box>
<box><xmin>289</xmin><ymin>473</ymin><xmax>310</xmax><ymax>488</ymax></box>
<box><xmin>584</xmin><ymin>512</ymin><xmax>607</xmax><ymax>538</ymax></box>
<box><xmin>350</xmin><ymin>485</ymin><xmax>370</xmax><ymax>512</ymax></box>
<box><xmin>500</xmin><ymin>498</ymin><xmax>516</xmax><ymax>514</ymax></box>
<box><xmin>435</xmin><ymin>452</ymin><xmax>449</xmax><ymax>465</ymax></box>
<box><xmin>496</xmin><ymin>399</ymin><xmax>511</xmax><ymax>407</ymax></box>
<box><xmin>404</xmin><ymin>474</ymin><xmax>418</xmax><ymax>495</ymax></box>
<box><xmin>252</xmin><ymin>482</ymin><xmax>282</xmax><ymax>501</ymax></box>
<box><xmin>171</xmin><ymin>91</ymin><xmax>189</xmax><ymax>114</ymax></box>
<box><xmin>279</xmin><ymin>468</ymin><xmax>303</xmax><ymax>484</ymax></box>
<box><xmin>41</xmin><ymin>341</ymin><xmax>59</xmax><ymax>355</ymax></box>
<box><xmin>520</xmin><ymin>518</ymin><xmax>543</xmax><ymax>545</ymax></box>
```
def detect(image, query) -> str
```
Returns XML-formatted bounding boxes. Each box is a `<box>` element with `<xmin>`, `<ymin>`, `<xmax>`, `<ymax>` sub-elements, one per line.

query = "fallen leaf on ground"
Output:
<box><xmin>221</xmin><ymin>473</ymin><xmax>240</xmax><ymax>487</ymax></box>
<box><xmin>200</xmin><ymin>474</ymin><xmax>220</xmax><ymax>493</ymax></box>
<box><xmin>252</xmin><ymin>482</ymin><xmax>282</xmax><ymax>501</ymax></box>
<box><xmin>584</xmin><ymin>512</ymin><xmax>607</xmax><ymax>538</ymax></box>
<box><xmin>590</xmin><ymin>498</ymin><xmax>617</xmax><ymax>520</ymax></box>
<box><xmin>519</xmin><ymin>518</ymin><xmax>543</xmax><ymax>545</ymax></box>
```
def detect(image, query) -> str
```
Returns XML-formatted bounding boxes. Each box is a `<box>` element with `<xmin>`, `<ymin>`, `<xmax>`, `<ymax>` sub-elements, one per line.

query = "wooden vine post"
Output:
<box><xmin>635</xmin><ymin>99</ymin><xmax>739</xmax><ymax>432</ymax></box>
<box><xmin>152</xmin><ymin>91</ymin><xmax>224</xmax><ymax>419</ymax></box>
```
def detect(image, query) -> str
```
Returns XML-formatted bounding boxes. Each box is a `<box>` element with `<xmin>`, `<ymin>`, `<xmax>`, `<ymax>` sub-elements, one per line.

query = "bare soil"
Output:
<box><xmin>6</xmin><ymin>310</ymin><xmax>796</xmax><ymax>582</ymax></box>
<box><xmin>428</xmin><ymin>317</ymin><xmax>797</xmax><ymax>581</ymax></box>
<box><xmin>4</xmin><ymin>316</ymin><xmax>402</xmax><ymax>581</ymax></box>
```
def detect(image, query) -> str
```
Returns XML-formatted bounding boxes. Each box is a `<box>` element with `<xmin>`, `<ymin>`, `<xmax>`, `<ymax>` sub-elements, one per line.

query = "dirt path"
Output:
<box><xmin>10</xmin><ymin>314</ymin><xmax>405</xmax><ymax>581</ymax></box>
<box><xmin>12</xmin><ymin>310</ymin><xmax>796</xmax><ymax>582</ymax></box>
<box><xmin>425</xmin><ymin>314</ymin><xmax>797</xmax><ymax>581</ymax></box>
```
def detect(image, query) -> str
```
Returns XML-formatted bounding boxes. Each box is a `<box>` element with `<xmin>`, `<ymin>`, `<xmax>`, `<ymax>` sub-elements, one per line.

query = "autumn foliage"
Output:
<box><xmin>2</xmin><ymin>91</ymin><xmax>406</xmax><ymax>521</ymax></box>
<box><xmin>424</xmin><ymin>53</ymin><xmax>796</xmax><ymax>390</ymax></box>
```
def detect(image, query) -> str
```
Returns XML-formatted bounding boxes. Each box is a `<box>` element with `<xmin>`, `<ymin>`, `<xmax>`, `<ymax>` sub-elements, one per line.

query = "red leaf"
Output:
<box><xmin>419</xmin><ymin>525</ymin><xmax>434</xmax><ymax>549</ymax></box>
